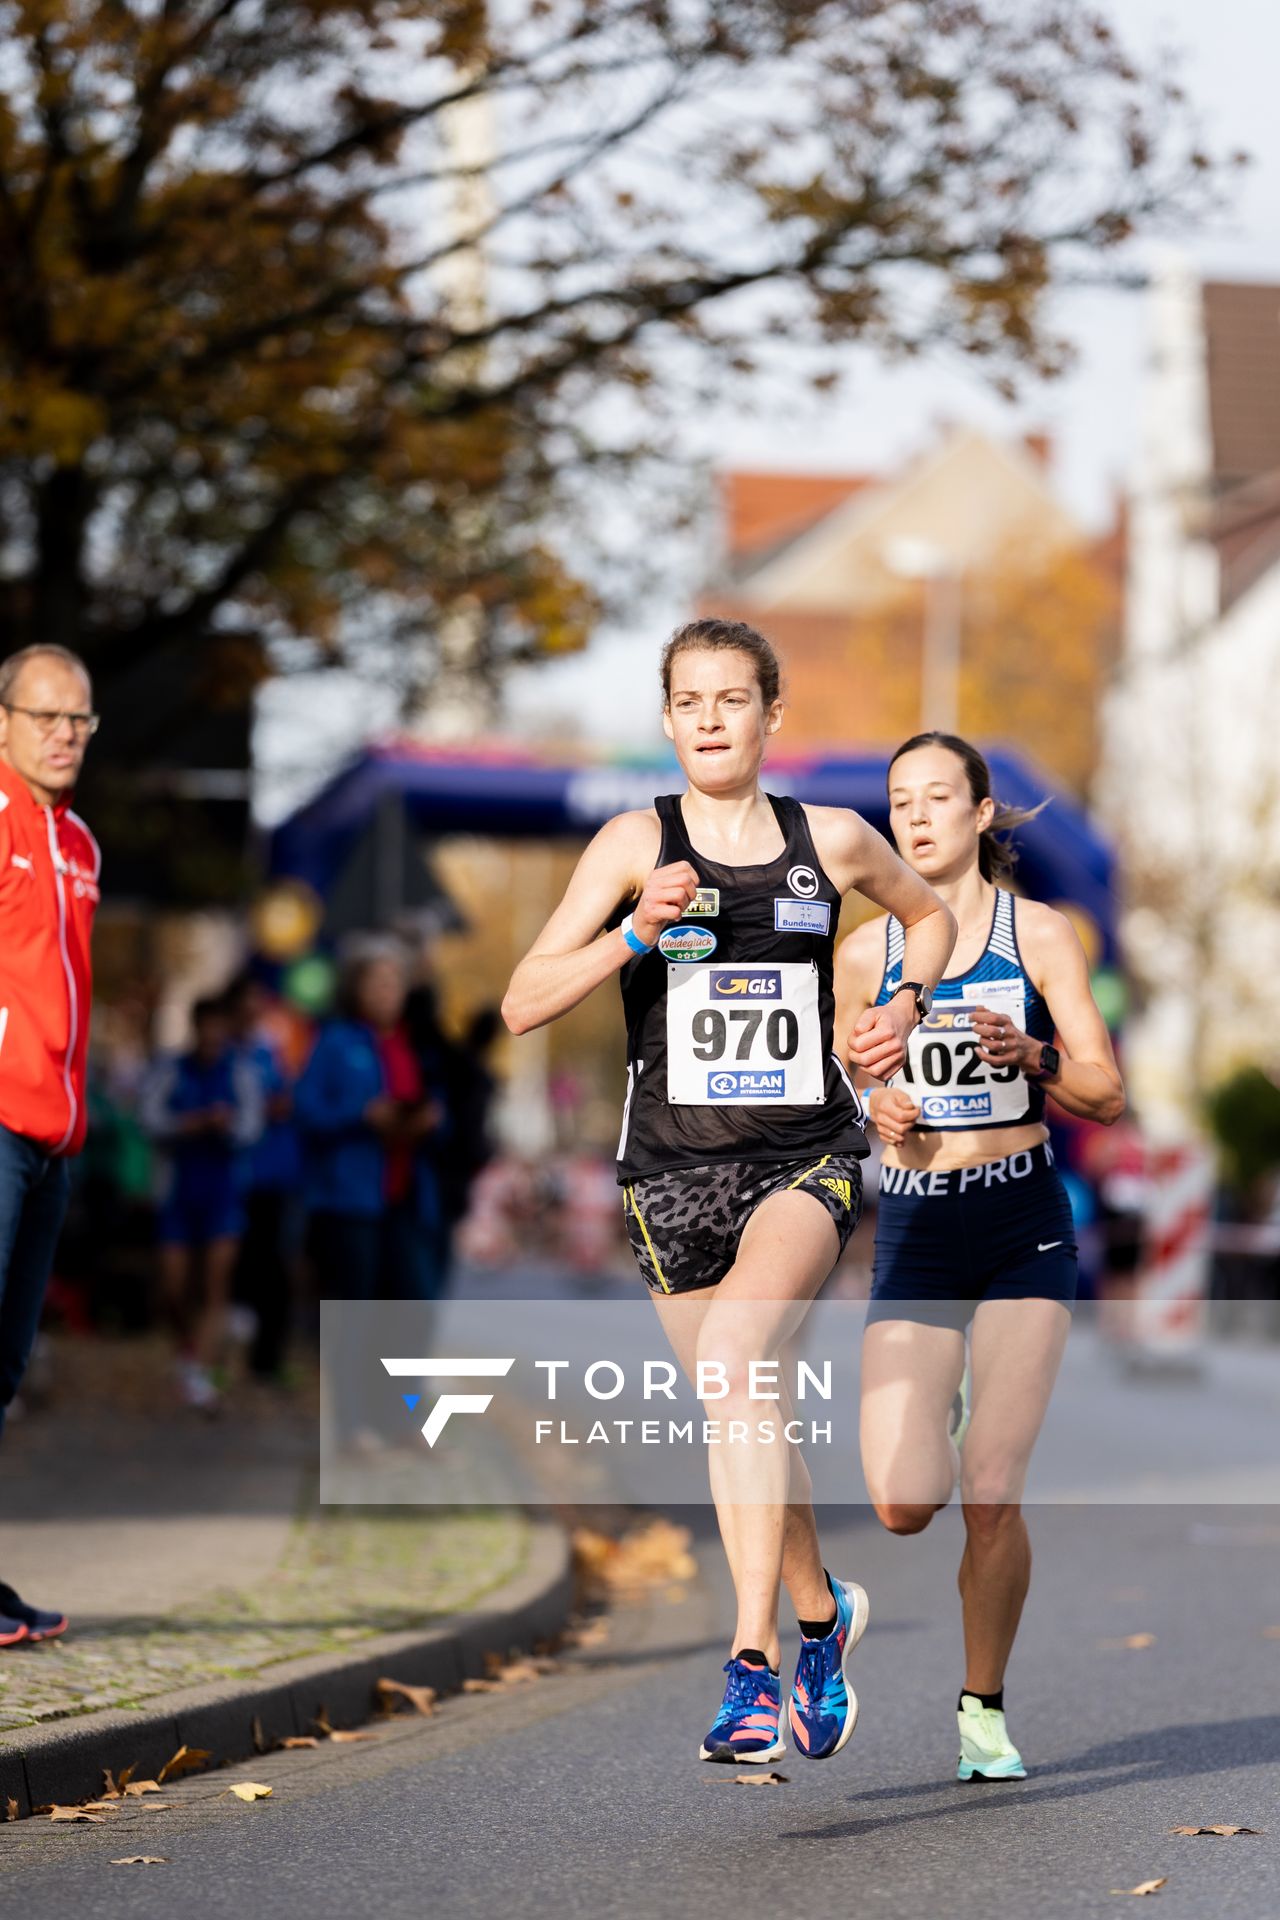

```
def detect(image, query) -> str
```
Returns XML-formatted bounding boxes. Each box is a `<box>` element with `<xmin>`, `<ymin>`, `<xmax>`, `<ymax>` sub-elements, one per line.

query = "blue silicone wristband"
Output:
<box><xmin>621</xmin><ymin>913</ymin><xmax>654</xmax><ymax>956</ymax></box>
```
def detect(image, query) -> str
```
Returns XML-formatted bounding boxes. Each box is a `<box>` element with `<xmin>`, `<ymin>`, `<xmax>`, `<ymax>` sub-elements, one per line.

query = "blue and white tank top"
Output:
<box><xmin>874</xmin><ymin>889</ymin><xmax>1054</xmax><ymax>1132</ymax></box>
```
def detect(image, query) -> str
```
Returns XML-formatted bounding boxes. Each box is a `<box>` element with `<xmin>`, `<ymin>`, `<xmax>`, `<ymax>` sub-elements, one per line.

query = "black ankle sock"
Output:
<box><xmin>735</xmin><ymin>1647</ymin><xmax>779</xmax><ymax>1675</ymax></box>
<box><xmin>798</xmin><ymin>1608</ymin><xmax>838</xmax><ymax>1640</ymax></box>
<box><xmin>959</xmin><ymin>1687</ymin><xmax>1004</xmax><ymax>1712</ymax></box>
<box><xmin>798</xmin><ymin>1567</ymin><xmax>838</xmax><ymax>1641</ymax></box>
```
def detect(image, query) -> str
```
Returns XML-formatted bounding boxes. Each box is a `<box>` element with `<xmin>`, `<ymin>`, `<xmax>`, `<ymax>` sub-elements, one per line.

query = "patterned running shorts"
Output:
<box><xmin>622</xmin><ymin>1153</ymin><xmax>864</xmax><ymax>1296</ymax></box>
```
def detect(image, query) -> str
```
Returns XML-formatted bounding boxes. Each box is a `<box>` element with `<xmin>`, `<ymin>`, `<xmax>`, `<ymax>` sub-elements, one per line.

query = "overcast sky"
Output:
<box><xmin>255</xmin><ymin>0</ymin><xmax>1280</xmax><ymax>819</ymax></box>
<box><xmin>499</xmin><ymin>0</ymin><xmax>1280</xmax><ymax>753</ymax></box>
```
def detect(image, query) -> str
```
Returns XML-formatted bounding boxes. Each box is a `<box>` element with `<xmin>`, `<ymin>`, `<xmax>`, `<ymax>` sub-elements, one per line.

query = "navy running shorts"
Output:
<box><xmin>623</xmin><ymin>1153</ymin><xmax>864</xmax><ymax>1296</ymax></box>
<box><xmin>868</xmin><ymin>1140</ymin><xmax>1077</xmax><ymax>1330</ymax></box>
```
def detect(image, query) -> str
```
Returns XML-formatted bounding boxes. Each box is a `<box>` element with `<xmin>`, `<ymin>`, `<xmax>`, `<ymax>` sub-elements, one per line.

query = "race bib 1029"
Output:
<box><xmin>666</xmin><ymin>962</ymin><xmax>826</xmax><ymax>1106</ymax></box>
<box><xmin>889</xmin><ymin>980</ymin><xmax>1029</xmax><ymax>1127</ymax></box>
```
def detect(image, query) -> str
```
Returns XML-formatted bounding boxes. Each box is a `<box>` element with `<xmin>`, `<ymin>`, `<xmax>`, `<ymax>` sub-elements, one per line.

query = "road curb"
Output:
<box><xmin>0</xmin><ymin>1513</ymin><xmax>572</xmax><ymax>1818</ymax></box>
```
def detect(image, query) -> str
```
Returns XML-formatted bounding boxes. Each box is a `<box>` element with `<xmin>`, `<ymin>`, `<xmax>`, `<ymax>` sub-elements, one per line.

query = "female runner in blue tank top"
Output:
<box><xmin>504</xmin><ymin>622</ymin><xmax>955</xmax><ymax>1766</ymax></box>
<box><xmin>835</xmin><ymin>732</ymin><xmax>1125</xmax><ymax>1781</ymax></box>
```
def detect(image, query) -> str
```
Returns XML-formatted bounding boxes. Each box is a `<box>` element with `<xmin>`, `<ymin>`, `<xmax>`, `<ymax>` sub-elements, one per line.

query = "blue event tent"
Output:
<box><xmin>270</xmin><ymin>739</ymin><xmax>1117</xmax><ymax>958</ymax></box>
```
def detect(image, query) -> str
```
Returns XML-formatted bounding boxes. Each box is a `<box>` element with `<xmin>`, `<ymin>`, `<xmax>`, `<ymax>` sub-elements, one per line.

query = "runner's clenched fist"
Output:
<box><xmin>865</xmin><ymin>1086</ymin><xmax>921</xmax><ymax>1146</ymax></box>
<box><xmin>847</xmin><ymin>997</ymin><xmax>916</xmax><ymax>1079</ymax></box>
<box><xmin>632</xmin><ymin>860</ymin><xmax>700</xmax><ymax>948</ymax></box>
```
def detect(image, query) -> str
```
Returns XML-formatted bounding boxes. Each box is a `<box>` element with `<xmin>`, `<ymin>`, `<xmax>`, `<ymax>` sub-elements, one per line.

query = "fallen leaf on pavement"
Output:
<box><xmin>572</xmin><ymin>1520</ymin><xmax>697</xmax><ymax>1599</ymax></box>
<box><xmin>139</xmin><ymin>1803</ymin><xmax>176</xmax><ymax>1812</ymax></box>
<box><xmin>1110</xmin><ymin>1880</ymin><xmax>1167</xmax><ymax>1896</ymax></box>
<box><xmin>328</xmin><ymin>1731</ymin><xmax>377</xmax><ymax>1744</ymax></box>
<box><xmin>1169</xmin><ymin>1825</ymin><xmax>1262</xmax><ymax>1837</ymax></box>
<box><xmin>714</xmin><ymin>1771</ymin><xmax>788</xmax><ymax>1787</ymax></box>
<box><xmin>102</xmin><ymin>1764</ymin><xmax>136</xmax><ymax>1799</ymax></box>
<box><xmin>275</xmin><ymin>1737</ymin><xmax>319</xmax><ymax>1750</ymax></box>
<box><xmin>498</xmin><ymin>1660</ymin><xmax>543</xmax><ymax>1686</ymax></box>
<box><xmin>1098</xmin><ymin>1634</ymin><xmax>1157</xmax><ymax>1651</ymax></box>
<box><xmin>375</xmin><ymin>1678</ymin><xmax>437</xmax><ymax>1717</ymax></box>
<box><xmin>157</xmin><ymin>1746</ymin><xmax>211</xmax><ymax>1785</ymax></box>
<box><xmin>110</xmin><ymin>1857</ymin><xmax>168</xmax><ymax>1867</ymax></box>
<box><xmin>562</xmin><ymin>1615</ymin><xmax>609</xmax><ymax>1650</ymax></box>
<box><xmin>1262</xmin><ymin>1627</ymin><xmax>1280</xmax><ymax>1640</ymax></box>
<box><xmin>310</xmin><ymin>1706</ymin><xmax>334</xmax><ymax>1737</ymax></box>
<box><xmin>49</xmin><ymin>1808</ymin><xmax>107</xmax><ymax>1823</ymax></box>
<box><xmin>225</xmin><ymin>1783</ymin><xmax>272</xmax><ymax>1802</ymax></box>
<box><xmin>123</xmin><ymin>1781</ymin><xmax>163</xmax><ymax>1797</ymax></box>
<box><xmin>461</xmin><ymin>1677</ymin><xmax>501</xmax><ymax>1694</ymax></box>
<box><xmin>6</xmin><ymin>1798</ymin><xmax>19</xmax><ymax>1822</ymax></box>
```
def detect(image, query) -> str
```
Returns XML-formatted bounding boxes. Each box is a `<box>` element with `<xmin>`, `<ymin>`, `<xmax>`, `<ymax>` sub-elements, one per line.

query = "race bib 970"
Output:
<box><xmin>889</xmin><ymin>980</ymin><xmax>1028</xmax><ymax>1127</ymax></box>
<box><xmin>666</xmin><ymin>962</ymin><xmax>825</xmax><ymax>1106</ymax></box>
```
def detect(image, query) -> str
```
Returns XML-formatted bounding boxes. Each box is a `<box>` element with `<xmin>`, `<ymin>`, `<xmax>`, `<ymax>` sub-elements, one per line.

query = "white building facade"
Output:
<box><xmin>1099</xmin><ymin>261</ymin><xmax>1280</xmax><ymax>1139</ymax></box>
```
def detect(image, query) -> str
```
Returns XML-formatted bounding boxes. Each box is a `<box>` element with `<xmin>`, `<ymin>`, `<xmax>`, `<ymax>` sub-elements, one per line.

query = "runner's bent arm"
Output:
<box><xmin>971</xmin><ymin>903</ymin><xmax>1125</xmax><ymax>1125</ymax></box>
<box><xmin>808</xmin><ymin>808</ymin><xmax>956</xmax><ymax>1079</ymax></box>
<box><xmin>502</xmin><ymin>812</ymin><xmax>695</xmax><ymax>1034</ymax></box>
<box><xmin>832</xmin><ymin>916</ymin><xmax>922</xmax><ymax>1137</ymax></box>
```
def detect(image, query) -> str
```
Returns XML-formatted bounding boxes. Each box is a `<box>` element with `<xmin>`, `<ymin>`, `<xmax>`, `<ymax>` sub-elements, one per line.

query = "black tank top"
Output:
<box><xmin>615</xmin><ymin>793</ymin><xmax>869</xmax><ymax>1181</ymax></box>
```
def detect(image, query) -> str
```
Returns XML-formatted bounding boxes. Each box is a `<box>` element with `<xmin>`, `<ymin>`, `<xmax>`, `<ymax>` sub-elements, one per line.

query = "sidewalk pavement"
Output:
<box><xmin>0</xmin><ymin>1336</ymin><xmax>572</xmax><ymax>1815</ymax></box>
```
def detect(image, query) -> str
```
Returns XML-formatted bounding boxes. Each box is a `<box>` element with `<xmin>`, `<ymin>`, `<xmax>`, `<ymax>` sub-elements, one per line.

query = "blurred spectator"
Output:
<box><xmin>60</xmin><ymin>1044</ymin><xmax>156</xmax><ymax>1332</ymax></box>
<box><xmin>296</xmin><ymin>943</ymin><xmax>444</xmax><ymax>1307</ymax></box>
<box><xmin>227</xmin><ymin>972</ymin><xmax>304</xmax><ymax>1382</ymax></box>
<box><xmin>404</xmin><ymin>988</ymin><xmax>502</xmax><ymax>1290</ymax></box>
<box><xmin>140</xmin><ymin>994</ymin><xmax>263</xmax><ymax>1412</ymax></box>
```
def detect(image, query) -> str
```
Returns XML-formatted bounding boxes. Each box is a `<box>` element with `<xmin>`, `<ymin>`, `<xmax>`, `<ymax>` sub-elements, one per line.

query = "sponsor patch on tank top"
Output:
<box><xmin>685</xmin><ymin>887</ymin><xmax>720</xmax><ymax>917</ymax></box>
<box><xmin>658</xmin><ymin>924</ymin><xmax>717</xmax><ymax>961</ymax></box>
<box><xmin>774</xmin><ymin>898</ymin><xmax>831</xmax><ymax>934</ymax></box>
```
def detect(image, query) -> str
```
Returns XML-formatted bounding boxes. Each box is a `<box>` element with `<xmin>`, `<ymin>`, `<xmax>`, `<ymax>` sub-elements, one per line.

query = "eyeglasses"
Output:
<box><xmin>0</xmin><ymin>704</ymin><xmax>100</xmax><ymax>739</ymax></box>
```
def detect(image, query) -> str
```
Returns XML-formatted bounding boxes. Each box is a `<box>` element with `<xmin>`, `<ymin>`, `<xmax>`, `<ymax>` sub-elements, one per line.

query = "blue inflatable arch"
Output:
<box><xmin>270</xmin><ymin>740</ymin><xmax>1116</xmax><ymax>959</ymax></box>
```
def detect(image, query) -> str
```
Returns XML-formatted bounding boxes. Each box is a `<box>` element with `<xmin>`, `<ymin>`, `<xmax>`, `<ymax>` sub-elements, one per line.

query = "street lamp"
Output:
<box><xmin>881</xmin><ymin>537</ymin><xmax>963</xmax><ymax>734</ymax></box>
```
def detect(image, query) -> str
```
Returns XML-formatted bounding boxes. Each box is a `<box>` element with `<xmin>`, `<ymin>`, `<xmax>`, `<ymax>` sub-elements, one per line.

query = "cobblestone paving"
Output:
<box><xmin>0</xmin><ymin>1337</ymin><xmax>527</xmax><ymax>1729</ymax></box>
<box><xmin>0</xmin><ymin>1506</ymin><xmax>527</xmax><ymax>1729</ymax></box>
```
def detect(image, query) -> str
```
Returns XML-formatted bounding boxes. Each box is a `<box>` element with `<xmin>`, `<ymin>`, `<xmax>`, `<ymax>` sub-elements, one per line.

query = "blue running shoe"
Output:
<box><xmin>0</xmin><ymin>1582</ymin><xmax>65</xmax><ymax>1643</ymax></box>
<box><xmin>789</xmin><ymin>1576</ymin><xmax>869</xmax><ymax>1760</ymax></box>
<box><xmin>698</xmin><ymin>1655</ymin><xmax>785</xmax><ymax>1764</ymax></box>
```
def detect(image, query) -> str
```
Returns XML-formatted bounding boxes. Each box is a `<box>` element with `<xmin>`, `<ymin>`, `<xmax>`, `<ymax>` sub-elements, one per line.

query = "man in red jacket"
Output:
<box><xmin>0</xmin><ymin>643</ymin><xmax>101</xmax><ymax>1647</ymax></box>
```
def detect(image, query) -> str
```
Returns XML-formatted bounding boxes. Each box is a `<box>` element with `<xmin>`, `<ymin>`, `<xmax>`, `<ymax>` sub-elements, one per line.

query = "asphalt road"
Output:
<box><xmin>5</xmin><ymin>1480</ymin><xmax>1280</xmax><ymax>1920</ymax></box>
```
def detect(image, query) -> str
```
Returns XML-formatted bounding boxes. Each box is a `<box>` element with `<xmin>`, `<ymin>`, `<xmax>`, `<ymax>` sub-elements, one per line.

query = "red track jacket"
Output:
<box><xmin>0</xmin><ymin>760</ymin><xmax>100</xmax><ymax>1154</ymax></box>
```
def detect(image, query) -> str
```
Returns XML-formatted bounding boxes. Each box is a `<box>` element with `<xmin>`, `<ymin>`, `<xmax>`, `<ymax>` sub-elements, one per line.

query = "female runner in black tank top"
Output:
<box><xmin>835</xmin><ymin>732</ymin><xmax>1125</xmax><ymax>1781</ymax></box>
<box><xmin>504</xmin><ymin>621</ymin><xmax>956</xmax><ymax>1766</ymax></box>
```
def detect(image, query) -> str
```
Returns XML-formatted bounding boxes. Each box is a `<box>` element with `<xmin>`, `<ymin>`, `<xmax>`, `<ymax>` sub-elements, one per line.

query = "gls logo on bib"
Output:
<box><xmin>787</xmin><ymin>865</ymin><xmax>819</xmax><ymax>899</ymax></box>
<box><xmin>710</xmin><ymin>969</ymin><xmax>781</xmax><ymax>1000</ymax></box>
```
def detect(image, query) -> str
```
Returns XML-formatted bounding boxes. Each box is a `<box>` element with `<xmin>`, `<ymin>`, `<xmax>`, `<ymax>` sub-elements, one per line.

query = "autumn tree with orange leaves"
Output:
<box><xmin>0</xmin><ymin>0</ymin><xmax>1228</xmax><ymax>721</ymax></box>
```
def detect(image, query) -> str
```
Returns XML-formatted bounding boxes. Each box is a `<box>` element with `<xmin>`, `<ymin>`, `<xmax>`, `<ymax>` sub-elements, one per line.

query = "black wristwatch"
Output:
<box><xmin>1031</xmin><ymin>1043</ymin><xmax>1061</xmax><ymax>1080</ymax></box>
<box><xmin>893</xmin><ymin>981</ymin><xmax>934</xmax><ymax>1023</ymax></box>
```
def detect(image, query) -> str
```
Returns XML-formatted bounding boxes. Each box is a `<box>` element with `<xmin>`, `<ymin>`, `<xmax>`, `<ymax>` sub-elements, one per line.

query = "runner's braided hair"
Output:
<box><xmin>889</xmin><ymin>732</ymin><xmax>1049</xmax><ymax>884</ymax></box>
<box><xmin>660</xmin><ymin>618</ymin><xmax>782</xmax><ymax>708</ymax></box>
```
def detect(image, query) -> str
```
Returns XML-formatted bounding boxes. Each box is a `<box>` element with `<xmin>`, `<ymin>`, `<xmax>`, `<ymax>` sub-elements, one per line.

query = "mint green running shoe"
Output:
<box><xmin>956</xmin><ymin>1694</ymin><xmax>1027</xmax><ymax>1780</ymax></box>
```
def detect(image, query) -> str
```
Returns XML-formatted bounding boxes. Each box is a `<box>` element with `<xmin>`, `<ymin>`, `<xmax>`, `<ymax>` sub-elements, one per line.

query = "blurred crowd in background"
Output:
<box><xmin>33</xmin><ymin>910</ymin><xmax>1280</xmax><ymax>1424</ymax></box>
<box><xmin>47</xmin><ymin>943</ymin><xmax>505</xmax><ymax>1412</ymax></box>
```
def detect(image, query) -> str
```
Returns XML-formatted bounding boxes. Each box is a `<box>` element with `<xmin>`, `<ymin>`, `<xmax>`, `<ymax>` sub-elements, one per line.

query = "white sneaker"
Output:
<box><xmin>957</xmin><ymin>1694</ymin><xmax>1027</xmax><ymax>1780</ymax></box>
<box><xmin>177</xmin><ymin>1361</ymin><xmax>222</xmax><ymax>1414</ymax></box>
